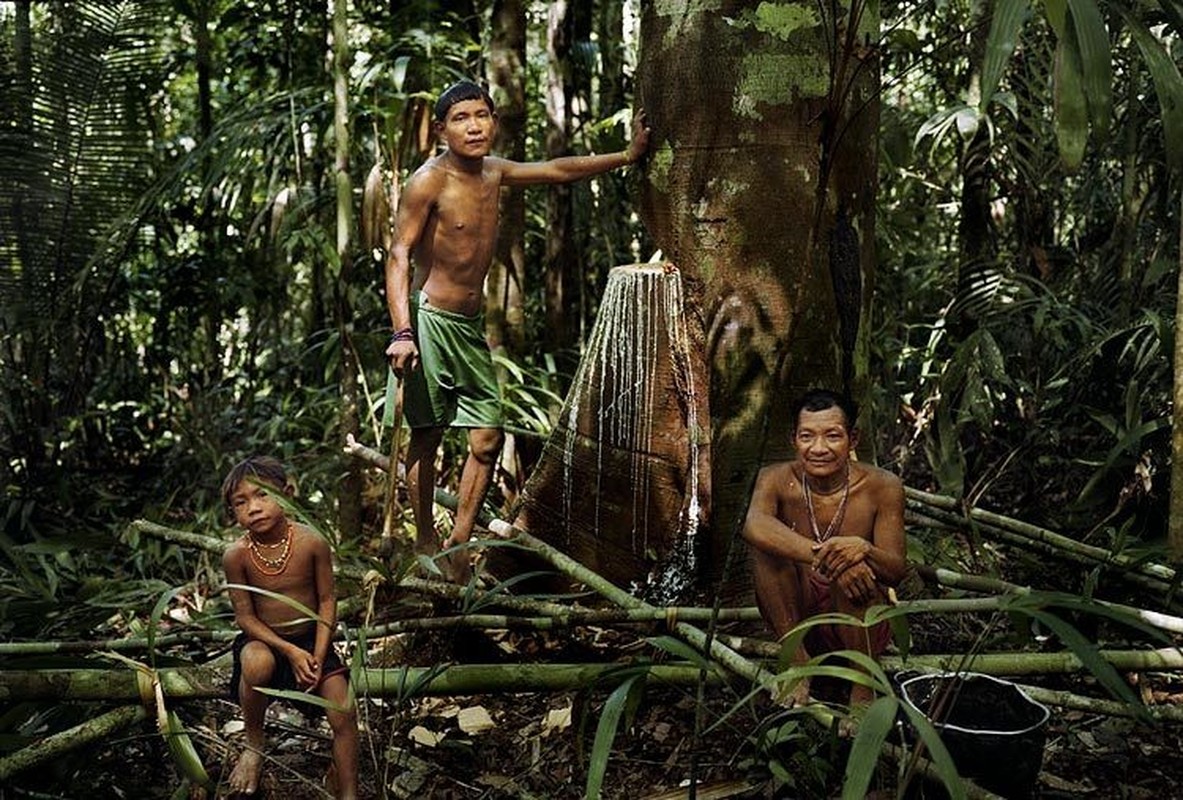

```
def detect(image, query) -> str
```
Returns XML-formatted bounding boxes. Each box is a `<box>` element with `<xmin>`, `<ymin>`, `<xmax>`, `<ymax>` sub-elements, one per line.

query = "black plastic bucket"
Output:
<box><xmin>900</xmin><ymin>672</ymin><xmax>1050</xmax><ymax>798</ymax></box>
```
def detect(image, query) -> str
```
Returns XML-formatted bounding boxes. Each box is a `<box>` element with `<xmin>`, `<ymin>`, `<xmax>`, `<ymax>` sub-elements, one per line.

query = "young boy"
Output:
<box><xmin>385</xmin><ymin>80</ymin><xmax>650</xmax><ymax>583</ymax></box>
<box><xmin>221</xmin><ymin>456</ymin><xmax>358</xmax><ymax>798</ymax></box>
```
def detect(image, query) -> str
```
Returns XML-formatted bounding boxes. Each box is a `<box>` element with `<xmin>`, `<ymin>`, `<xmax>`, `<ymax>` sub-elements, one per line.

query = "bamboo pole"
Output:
<box><xmin>906</xmin><ymin>488</ymin><xmax>1176</xmax><ymax>585</ymax></box>
<box><xmin>1012</xmin><ymin>682</ymin><xmax>1183</xmax><ymax>722</ymax></box>
<box><xmin>0</xmin><ymin>663</ymin><xmax>718</xmax><ymax>702</ymax></box>
<box><xmin>130</xmin><ymin>519</ymin><xmax>765</xmax><ymax>625</ymax></box>
<box><xmin>0</xmin><ymin>605</ymin><xmax>763</xmax><ymax>657</ymax></box>
<box><xmin>914</xmin><ymin>563</ymin><xmax>1183</xmax><ymax>634</ymax></box>
<box><xmin>428</xmin><ymin>494</ymin><xmax>782</xmax><ymax>694</ymax></box>
<box><xmin>907</xmin><ymin>507</ymin><xmax>1176</xmax><ymax>599</ymax></box>
<box><xmin>0</xmin><ymin>705</ymin><xmax>149</xmax><ymax>782</ymax></box>
<box><xmin>4</xmin><ymin>651</ymin><xmax>1180</xmax><ymax>713</ymax></box>
<box><xmin>0</xmin><ymin>630</ymin><xmax>237</xmax><ymax>656</ymax></box>
<box><xmin>881</xmin><ymin>647</ymin><xmax>1183</xmax><ymax>675</ymax></box>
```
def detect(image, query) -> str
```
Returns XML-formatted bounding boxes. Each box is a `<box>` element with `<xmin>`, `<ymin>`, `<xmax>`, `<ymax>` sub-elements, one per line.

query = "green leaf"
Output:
<box><xmin>981</xmin><ymin>0</ymin><xmax>1030</xmax><ymax>109</ymax></box>
<box><xmin>1119</xmin><ymin>8</ymin><xmax>1183</xmax><ymax>172</ymax></box>
<box><xmin>1066</xmin><ymin>0</ymin><xmax>1113</xmax><ymax>138</ymax></box>
<box><xmin>163</xmin><ymin>709</ymin><xmax>211</xmax><ymax>788</ymax></box>
<box><xmin>147</xmin><ymin>586</ymin><xmax>189</xmax><ymax>668</ymax></box>
<box><xmin>586</xmin><ymin>672</ymin><xmax>646</xmax><ymax>799</ymax></box>
<box><xmin>224</xmin><ymin>582</ymin><xmax>323</xmax><ymax>627</ymax></box>
<box><xmin>841</xmin><ymin>696</ymin><xmax>898</xmax><ymax>800</ymax></box>
<box><xmin>255</xmin><ymin>685</ymin><xmax>353</xmax><ymax>713</ymax></box>
<box><xmin>898</xmin><ymin>702</ymin><xmax>967</xmax><ymax>800</ymax></box>
<box><xmin>1045</xmin><ymin>0</ymin><xmax>1068</xmax><ymax>37</ymax></box>
<box><xmin>1020</xmin><ymin>607</ymin><xmax>1144</xmax><ymax>710</ymax></box>
<box><xmin>1054</xmin><ymin>38</ymin><xmax>1089</xmax><ymax>171</ymax></box>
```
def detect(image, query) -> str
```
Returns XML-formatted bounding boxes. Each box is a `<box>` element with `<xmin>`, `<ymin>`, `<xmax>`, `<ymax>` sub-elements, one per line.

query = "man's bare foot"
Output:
<box><xmin>848</xmin><ymin>682</ymin><xmax>875</xmax><ymax>710</ymax></box>
<box><xmin>773</xmin><ymin>675</ymin><xmax>812</xmax><ymax>708</ymax></box>
<box><xmin>839</xmin><ymin>683</ymin><xmax>876</xmax><ymax>737</ymax></box>
<box><xmin>228</xmin><ymin>747</ymin><xmax>263</xmax><ymax>795</ymax></box>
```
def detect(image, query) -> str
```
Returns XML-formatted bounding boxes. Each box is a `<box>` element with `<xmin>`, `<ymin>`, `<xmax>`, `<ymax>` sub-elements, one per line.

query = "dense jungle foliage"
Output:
<box><xmin>1</xmin><ymin>0</ymin><xmax>1181</xmax><ymax>629</ymax></box>
<box><xmin>0</xmin><ymin>0</ymin><xmax>1182</xmax><ymax>794</ymax></box>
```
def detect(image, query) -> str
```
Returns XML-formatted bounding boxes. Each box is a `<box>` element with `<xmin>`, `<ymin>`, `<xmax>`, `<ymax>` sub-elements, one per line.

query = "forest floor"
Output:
<box><xmin>7</xmin><ymin>586</ymin><xmax>1183</xmax><ymax>800</ymax></box>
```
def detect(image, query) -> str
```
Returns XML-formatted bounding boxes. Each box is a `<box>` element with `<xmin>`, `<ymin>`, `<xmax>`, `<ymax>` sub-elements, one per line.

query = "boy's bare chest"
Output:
<box><xmin>242</xmin><ymin>551</ymin><xmax>317</xmax><ymax>597</ymax></box>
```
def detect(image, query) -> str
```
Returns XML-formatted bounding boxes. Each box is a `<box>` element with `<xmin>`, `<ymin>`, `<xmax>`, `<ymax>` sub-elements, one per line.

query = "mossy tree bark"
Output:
<box><xmin>636</xmin><ymin>2</ymin><xmax>880</xmax><ymax>588</ymax></box>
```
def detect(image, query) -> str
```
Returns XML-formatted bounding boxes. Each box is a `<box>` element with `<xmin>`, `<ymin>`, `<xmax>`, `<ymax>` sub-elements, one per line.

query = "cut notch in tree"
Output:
<box><xmin>507</xmin><ymin>263</ymin><xmax>710</xmax><ymax>602</ymax></box>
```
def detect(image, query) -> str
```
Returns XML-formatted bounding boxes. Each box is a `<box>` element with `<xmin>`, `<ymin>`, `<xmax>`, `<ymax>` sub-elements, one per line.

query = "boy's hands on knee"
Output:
<box><xmin>287</xmin><ymin>647</ymin><xmax>321</xmax><ymax>689</ymax></box>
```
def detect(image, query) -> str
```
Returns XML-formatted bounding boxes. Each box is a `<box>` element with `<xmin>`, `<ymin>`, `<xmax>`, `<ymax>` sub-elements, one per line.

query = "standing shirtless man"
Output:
<box><xmin>385</xmin><ymin>80</ymin><xmax>649</xmax><ymax>582</ymax></box>
<box><xmin>743</xmin><ymin>389</ymin><xmax>907</xmax><ymax>711</ymax></box>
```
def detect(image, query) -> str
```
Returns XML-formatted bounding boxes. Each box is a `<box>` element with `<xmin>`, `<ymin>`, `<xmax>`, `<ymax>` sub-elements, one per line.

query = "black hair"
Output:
<box><xmin>221</xmin><ymin>455</ymin><xmax>290</xmax><ymax>512</ymax></box>
<box><xmin>434</xmin><ymin>80</ymin><xmax>495</xmax><ymax>122</ymax></box>
<box><xmin>790</xmin><ymin>389</ymin><xmax>859</xmax><ymax>432</ymax></box>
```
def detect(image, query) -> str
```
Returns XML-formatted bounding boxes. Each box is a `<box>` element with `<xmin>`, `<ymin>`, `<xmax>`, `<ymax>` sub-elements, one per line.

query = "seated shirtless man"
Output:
<box><xmin>743</xmin><ymin>389</ymin><xmax>906</xmax><ymax>712</ymax></box>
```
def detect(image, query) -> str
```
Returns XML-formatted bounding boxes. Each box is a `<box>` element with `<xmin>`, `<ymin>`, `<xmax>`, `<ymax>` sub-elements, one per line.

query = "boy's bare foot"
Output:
<box><xmin>228</xmin><ymin>747</ymin><xmax>263</xmax><ymax>795</ymax></box>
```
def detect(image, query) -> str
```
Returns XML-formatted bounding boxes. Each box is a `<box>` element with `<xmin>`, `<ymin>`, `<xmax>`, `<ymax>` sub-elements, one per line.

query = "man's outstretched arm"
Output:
<box><xmin>499</xmin><ymin>110</ymin><xmax>650</xmax><ymax>186</ymax></box>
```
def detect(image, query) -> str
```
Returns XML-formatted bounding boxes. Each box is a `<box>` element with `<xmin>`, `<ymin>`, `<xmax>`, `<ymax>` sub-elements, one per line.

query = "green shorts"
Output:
<box><xmin>401</xmin><ymin>291</ymin><xmax>503</xmax><ymax>429</ymax></box>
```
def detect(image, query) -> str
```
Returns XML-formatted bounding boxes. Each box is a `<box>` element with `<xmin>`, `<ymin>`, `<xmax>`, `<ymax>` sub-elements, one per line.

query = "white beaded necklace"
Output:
<box><xmin>802</xmin><ymin>463</ymin><xmax>851</xmax><ymax>543</ymax></box>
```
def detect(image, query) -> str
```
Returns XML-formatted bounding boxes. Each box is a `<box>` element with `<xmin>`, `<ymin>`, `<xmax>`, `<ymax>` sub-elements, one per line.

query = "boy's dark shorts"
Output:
<box><xmin>229</xmin><ymin>631</ymin><xmax>349</xmax><ymax>715</ymax></box>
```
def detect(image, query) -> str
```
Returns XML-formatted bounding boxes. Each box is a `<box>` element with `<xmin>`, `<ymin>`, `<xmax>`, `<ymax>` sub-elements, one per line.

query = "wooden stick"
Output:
<box><xmin>379</xmin><ymin>374</ymin><xmax>406</xmax><ymax>550</ymax></box>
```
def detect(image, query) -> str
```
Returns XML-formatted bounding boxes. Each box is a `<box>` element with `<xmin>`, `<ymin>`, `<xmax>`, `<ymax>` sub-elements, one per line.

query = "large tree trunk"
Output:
<box><xmin>636</xmin><ymin>2</ymin><xmax>880</xmax><ymax>590</ymax></box>
<box><xmin>485</xmin><ymin>0</ymin><xmax>528</xmax><ymax>354</ymax></box>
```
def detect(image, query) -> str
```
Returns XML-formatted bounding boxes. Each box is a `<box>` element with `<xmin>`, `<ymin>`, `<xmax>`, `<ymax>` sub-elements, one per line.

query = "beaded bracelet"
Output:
<box><xmin>388</xmin><ymin>327</ymin><xmax>415</xmax><ymax>348</ymax></box>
